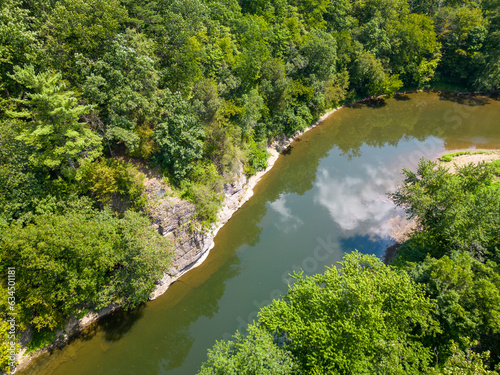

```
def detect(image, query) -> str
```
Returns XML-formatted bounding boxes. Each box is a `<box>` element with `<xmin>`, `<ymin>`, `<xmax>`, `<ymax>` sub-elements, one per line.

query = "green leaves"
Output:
<box><xmin>0</xmin><ymin>200</ymin><xmax>171</xmax><ymax>330</ymax></box>
<box><xmin>41</xmin><ymin>0</ymin><xmax>128</xmax><ymax>78</ymax></box>
<box><xmin>180</xmin><ymin>161</ymin><xmax>225</xmax><ymax>222</ymax></box>
<box><xmin>1</xmin><ymin>0</ymin><xmax>500</xmax><ymax>362</ymax></box>
<box><xmin>198</xmin><ymin>325</ymin><xmax>297</xmax><ymax>375</ymax></box>
<box><xmin>390</xmin><ymin>159</ymin><xmax>500</xmax><ymax>259</ymax></box>
<box><xmin>435</xmin><ymin>339</ymin><xmax>497</xmax><ymax>375</ymax></box>
<box><xmin>259</xmin><ymin>252</ymin><xmax>438</xmax><ymax>374</ymax></box>
<box><xmin>8</xmin><ymin>66</ymin><xmax>102</xmax><ymax>180</ymax></box>
<box><xmin>199</xmin><ymin>217</ymin><xmax>500</xmax><ymax>373</ymax></box>
<box><xmin>388</xmin><ymin>13</ymin><xmax>442</xmax><ymax>87</ymax></box>
<box><xmin>0</xmin><ymin>318</ymin><xmax>17</xmax><ymax>374</ymax></box>
<box><xmin>201</xmin><ymin>253</ymin><xmax>438</xmax><ymax>374</ymax></box>
<box><xmin>390</xmin><ymin>158</ymin><xmax>500</xmax><ymax>367</ymax></box>
<box><xmin>408</xmin><ymin>253</ymin><xmax>500</xmax><ymax>356</ymax></box>
<box><xmin>78</xmin><ymin>30</ymin><xmax>161</xmax><ymax>154</ymax></box>
<box><xmin>351</xmin><ymin>50</ymin><xmax>403</xmax><ymax>97</ymax></box>
<box><xmin>434</xmin><ymin>5</ymin><xmax>489</xmax><ymax>88</ymax></box>
<box><xmin>83</xmin><ymin>158</ymin><xmax>146</xmax><ymax>209</ymax></box>
<box><xmin>298</xmin><ymin>29</ymin><xmax>338</xmax><ymax>82</ymax></box>
<box><xmin>155</xmin><ymin>92</ymin><xmax>204</xmax><ymax>180</ymax></box>
<box><xmin>0</xmin><ymin>0</ymin><xmax>39</xmax><ymax>103</ymax></box>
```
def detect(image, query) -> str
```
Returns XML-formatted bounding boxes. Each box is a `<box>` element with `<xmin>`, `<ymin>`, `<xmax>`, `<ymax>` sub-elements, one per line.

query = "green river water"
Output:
<box><xmin>21</xmin><ymin>92</ymin><xmax>500</xmax><ymax>375</ymax></box>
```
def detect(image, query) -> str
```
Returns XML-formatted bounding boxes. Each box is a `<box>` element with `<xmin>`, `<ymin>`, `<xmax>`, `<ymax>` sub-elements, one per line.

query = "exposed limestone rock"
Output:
<box><xmin>141</xmin><ymin>172</ymin><xmax>209</xmax><ymax>297</ymax></box>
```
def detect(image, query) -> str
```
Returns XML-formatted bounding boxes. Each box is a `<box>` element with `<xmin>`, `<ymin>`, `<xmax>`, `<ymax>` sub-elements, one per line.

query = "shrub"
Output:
<box><xmin>244</xmin><ymin>138</ymin><xmax>269</xmax><ymax>176</ymax></box>
<box><xmin>26</xmin><ymin>329</ymin><xmax>56</xmax><ymax>353</ymax></box>
<box><xmin>182</xmin><ymin>161</ymin><xmax>225</xmax><ymax>222</ymax></box>
<box><xmin>84</xmin><ymin>159</ymin><xmax>146</xmax><ymax>209</ymax></box>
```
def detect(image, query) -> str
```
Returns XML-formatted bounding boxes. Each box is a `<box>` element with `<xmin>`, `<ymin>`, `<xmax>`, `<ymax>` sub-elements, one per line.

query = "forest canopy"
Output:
<box><xmin>1</xmin><ymin>0</ymin><xmax>500</xmax><ymax>371</ymax></box>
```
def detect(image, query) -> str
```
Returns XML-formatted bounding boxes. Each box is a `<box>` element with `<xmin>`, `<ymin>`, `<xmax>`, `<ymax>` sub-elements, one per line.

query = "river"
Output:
<box><xmin>20</xmin><ymin>92</ymin><xmax>500</xmax><ymax>375</ymax></box>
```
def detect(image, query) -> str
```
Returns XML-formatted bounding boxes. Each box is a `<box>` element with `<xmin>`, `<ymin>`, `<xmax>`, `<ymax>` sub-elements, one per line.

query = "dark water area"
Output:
<box><xmin>20</xmin><ymin>92</ymin><xmax>500</xmax><ymax>375</ymax></box>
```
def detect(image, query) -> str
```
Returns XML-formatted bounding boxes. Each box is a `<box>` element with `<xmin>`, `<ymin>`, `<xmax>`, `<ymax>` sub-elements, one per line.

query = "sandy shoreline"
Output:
<box><xmin>438</xmin><ymin>150</ymin><xmax>500</xmax><ymax>172</ymax></box>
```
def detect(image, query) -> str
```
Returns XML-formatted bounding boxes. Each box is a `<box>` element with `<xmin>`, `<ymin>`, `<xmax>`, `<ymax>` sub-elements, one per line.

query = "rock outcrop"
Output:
<box><xmin>143</xmin><ymin>166</ymin><xmax>252</xmax><ymax>299</ymax></box>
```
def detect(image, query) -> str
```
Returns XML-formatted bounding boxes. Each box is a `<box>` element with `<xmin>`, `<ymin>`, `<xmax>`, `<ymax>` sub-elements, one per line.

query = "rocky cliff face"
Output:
<box><xmin>143</xmin><ymin>168</ymin><xmax>249</xmax><ymax>299</ymax></box>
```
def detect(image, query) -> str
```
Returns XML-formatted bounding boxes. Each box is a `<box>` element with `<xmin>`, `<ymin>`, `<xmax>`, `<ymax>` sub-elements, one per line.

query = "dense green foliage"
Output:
<box><xmin>390</xmin><ymin>160</ymin><xmax>500</xmax><ymax>262</ymax></box>
<box><xmin>0</xmin><ymin>198</ymin><xmax>171</xmax><ymax>331</ymax></box>
<box><xmin>0</xmin><ymin>320</ymin><xmax>13</xmax><ymax>373</ymax></box>
<box><xmin>1</xmin><ymin>0</ymin><xmax>500</xmax><ymax>370</ymax></box>
<box><xmin>258</xmin><ymin>253</ymin><xmax>438</xmax><ymax>374</ymax></box>
<box><xmin>8</xmin><ymin>66</ymin><xmax>102</xmax><ymax>180</ymax></box>
<box><xmin>199</xmin><ymin>324</ymin><xmax>297</xmax><ymax>374</ymax></box>
<box><xmin>408</xmin><ymin>254</ymin><xmax>500</xmax><ymax>357</ymax></box>
<box><xmin>199</xmin><ymin>161</ymin><xmax>500</xmax><ymax>374</ymax></box>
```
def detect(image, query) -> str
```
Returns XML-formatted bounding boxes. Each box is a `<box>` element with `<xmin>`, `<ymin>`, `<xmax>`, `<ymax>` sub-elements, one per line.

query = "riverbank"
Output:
<box><xmin>149</xmin><ymin>103</ymin><xmax>346</xmax><ymax>299</ymax></box>
<box><xmin>438</xmin><ymin>150</ymin><xmax>500</xmax><ymax>172</ymax></box>
<box><xmin>147</xmin><ymin>90</ymin><xmax>500</xmax><ymax>300</ymax></box>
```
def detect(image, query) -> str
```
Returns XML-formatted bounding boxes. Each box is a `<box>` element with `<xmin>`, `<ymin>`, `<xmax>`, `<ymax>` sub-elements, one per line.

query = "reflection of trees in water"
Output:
<box><xmin>329</xmin><ymin>93</ymin><xmax>498</xmax><ymax>156</ymax></box>
<box><xmin>157</xmin><ymin>254</ymin><xmax>241</xmax><ymax>372</ymax></box>
<box><xmin>333</xmin><ymin>101</ymin><xmax>429</xmax><ymax>155</ymax></box>
<box><xmin>157</xmin><ymin>309</ymin><xmax>195</xmax><ymax>371</ymax></box>
<box><xmin>224</xmin><ymin>93</ymin><xmax>500</xmax><ymax>263</ymax></box>
<box><xmin>99</xmin><ymin>304</ymin><xmax>147</xmax><ymax>342</ymax></box>
<box><xmin>15</xmin><ymin>307</ymin><xmax>147</xmax><ymax>375</ymax></box>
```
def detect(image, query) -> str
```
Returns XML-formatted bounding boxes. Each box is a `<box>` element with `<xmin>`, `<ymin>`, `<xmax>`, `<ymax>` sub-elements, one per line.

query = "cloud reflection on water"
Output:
<box><xmin>314</xmin><ymin>163</ymin><xmax>404</xmax><ymax>240</ymax></box>
<box><xmin>268</xmin><ymin>195</ymin><xmax>304</xmax><ymax>233</ymax></box>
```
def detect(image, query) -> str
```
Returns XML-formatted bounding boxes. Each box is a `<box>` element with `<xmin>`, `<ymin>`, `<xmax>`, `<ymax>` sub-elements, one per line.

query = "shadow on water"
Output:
<box><xmin>99</xmin><ymin>304</ymin><xmax>146</xmax><ymax>342</ymax></box>
<box><xmin>489</xmin><ymin>92</ymin><xmax>500</xmax><ymax>101</ymax></box>
<box><xmin>394</xmin><ymin>93</ymin><xmax>411</xmax><ymax>101</ymax></box>
<box><xmin>437</xmin><ymin>90</ymin><xmax>491</xmax><ymax>106</ymax></box>
<box><xmin>157</xmin><ymin>256</ymin><xmax>242</xmax><ymax>372</ymax></box>
<box><xmin>281</xmin><ymin>145</ymin><xmax>292</xmax><ymax>155</ymax></box>
<box><xmin>365</xmin><ymin>98</ymin><xmax>387</xmax><ymax>108</ymax></box>
<box><xmin>18</xmin><ymin>305</ymin><xmax>147</xmax><ymax>372</ymax></box>
<box><xmin>348</xmin><ymin>97</ymin><xmax>387</xmax><ymax>108</ymax></box>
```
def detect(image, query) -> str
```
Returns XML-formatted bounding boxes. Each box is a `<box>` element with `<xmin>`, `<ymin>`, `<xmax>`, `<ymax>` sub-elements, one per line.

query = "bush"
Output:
<box><xmin>26</xmin><ymin>329</ymin><xmax>56</xmax><ymax>353</ymax></box>
<box><xmin>129</xmin><ymin>124</ymin><xmax>157</xmax><ymax>159</ymax></box>
<box><xmin>201</xmin><ymin>252</ymin><xmax>438</xmax><ymax>374</ymax></box>
<box><xmin>489</xmin><ymin>159</ymin><xmax>500</xmax><ymax>176</ymax></box>
<box><xmin>0</xmin><ymin>200</ymin><xmax>172</xmax><ymax>330</ymax></box>
<box><xmin>84</xmin><ymin>159</ymin><xmax>146</xmax><ymax>209</ymax></box>
<box><xmin>390</xmin><ymin>159</ymin><xmax>500</xmax><ymax>259</ymax></box>
<box><xmin>182</xmin><ymin>161</ymin><xmax>225</xmax><ymax>222</ymax></box>
<box><xmin>0</xmin><ymin>320</ymin><xmax>16</xmax><ymax>373</ymax></box>
<box><xmin>244</xmin><ymin>138</ymin><xmax>269</xmax><ymax>176</ymax></box>
<box><xmin>198</xmin><ymin>325</ymin><xmax>297</xmax><ymax>375</ymax></box>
